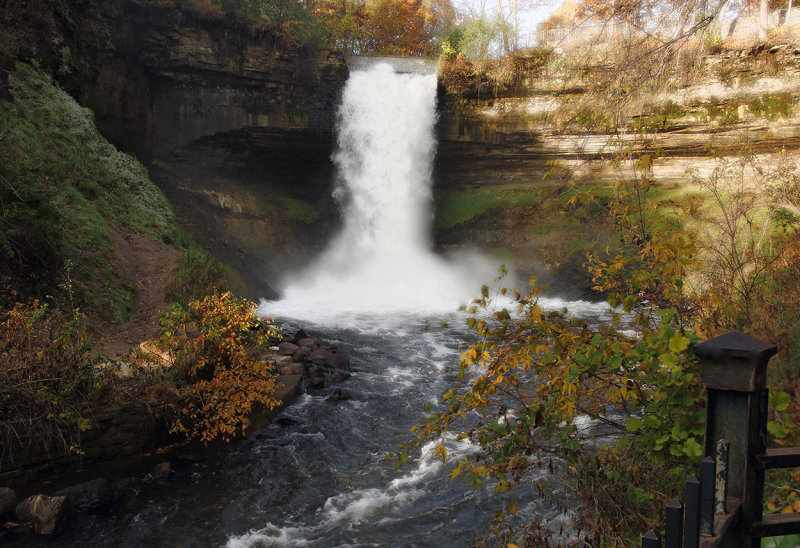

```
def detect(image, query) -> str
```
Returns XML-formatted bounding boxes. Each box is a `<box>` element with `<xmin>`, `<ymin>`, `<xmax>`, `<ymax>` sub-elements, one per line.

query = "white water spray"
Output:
<box><xmin>266</xmin><ymin>62</ymin><xmax>495</xmax><ymax>319</ymax></box>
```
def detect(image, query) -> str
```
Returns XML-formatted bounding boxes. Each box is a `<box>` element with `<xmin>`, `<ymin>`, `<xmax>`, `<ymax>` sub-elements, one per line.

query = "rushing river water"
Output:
<box><xmin>7</xmin><ymin>61</ymin><xmax>615</xmax><ymax>547</ymax></box>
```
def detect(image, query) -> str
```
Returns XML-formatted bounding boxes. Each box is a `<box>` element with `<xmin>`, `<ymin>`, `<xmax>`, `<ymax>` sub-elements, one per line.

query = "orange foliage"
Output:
<box><xmin>311</xmin><ymin>0</ymin><xmax>454</xmax><ymax>55</ymax></box>
<box><xmin>157</xmin><ymin>292</ymin><xmax>280</xmax><ymax>443</ymax></box>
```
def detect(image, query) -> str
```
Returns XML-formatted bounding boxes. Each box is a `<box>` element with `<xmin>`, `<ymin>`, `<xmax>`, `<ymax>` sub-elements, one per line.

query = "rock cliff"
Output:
<box><xmin>433</xmin><ymin>46</ymin><xmax>800</xmax><ymax>294</ymax></box>
<box><xmin>22</xmin><ymin>0</ymin><xmax>349</xmax><ymax>297</ymax></box>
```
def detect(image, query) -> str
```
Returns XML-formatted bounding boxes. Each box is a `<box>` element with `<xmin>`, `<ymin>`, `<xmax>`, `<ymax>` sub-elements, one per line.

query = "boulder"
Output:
<box><xmin>326</xmin><ymin>369</ymin><xmax>351</xmax><ymax>383</ymax></box>
<box><xmin>326</xmin><ymin>354</ymin><xmax>351</xmax><ymax>369</ymax></box>
<box><xmin>296</xmin><ymin>337</ymin><xmax>316</xmax><ymax>349</ymax></box>
<box><xmin>278</xmin><ymin>342</ymin><xmax>300</xmax><ymax>356</ymax></box>
<box><xmin>278</xmin><ymin>363</ymin><xmax>305</xmax><ymax>376</ymax></box>
<box><xmin>153</xmin><ymin>461</ymin><xmax>171</xmax><ymax>479</ymax></box>
<box><xmin>54</xmin><ymin>478</ymin><xmax>111</xmax><ymax>512</ymax></box>
<box><xmin>305</xmin><ymin>349</ymin><xmax>332</xmax><ymax>363</ymax></box>
<box><xmin>0</xmin><ymin>487</ymin><xmax>17</xmax><ymax>516</ymax></box>
<box><xmin>292</xmin><ymin>348</ymin><xmax>309</xmax><ymax>362</ymax></box>
<box><xmin>327</xmin><ymin>388</ymin><xmax>352</xmax><ymax>402</ymax></box>
<box><xmin>15</xmin><ymin>494</ymin><xmax>71</xmax><ymax>535</ymax></box>
<box><xmin>274</xmin><ymin>355</ymin><xmax>293</xmax><ymax>367</ymax></box>
<box><xmin>293</xmin><ymin>329</ymin><xmax>310</xmax><ymax>343</ymax></box>
<box><xmin>308</xmin><ymin>376</ymin><xmax>325</xmax><ymax>388</ymax></box>
<box><xmin>307</xmin><ymin>365</ymin><xmax>325</xmax><ymax>379</ymax></box>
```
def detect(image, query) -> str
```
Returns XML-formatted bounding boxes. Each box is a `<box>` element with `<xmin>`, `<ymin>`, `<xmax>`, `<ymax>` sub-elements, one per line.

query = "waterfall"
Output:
<box><xmin>266</xmin><ymin>62</ymin><xmax>494</xmax><ymax>320</ymax></box>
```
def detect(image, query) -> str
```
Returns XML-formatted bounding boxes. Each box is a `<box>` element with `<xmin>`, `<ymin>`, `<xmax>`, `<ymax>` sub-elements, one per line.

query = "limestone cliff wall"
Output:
<box><xmin>433</xmin><ymin>47</ymin><xmax>800</xmax><ymax>294</ymax></box>
<box><xmin>435</xmin><ymin>47</ymin><xmax>800</xmax><ymax>189</ymax></box>
<box><xmin>52</xmin><ymin>0</ymin><xmax>347</xmax><ymax>159</ymax></box>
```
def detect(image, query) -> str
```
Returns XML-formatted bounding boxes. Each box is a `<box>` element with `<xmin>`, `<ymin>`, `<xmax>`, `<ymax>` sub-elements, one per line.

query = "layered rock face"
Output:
<box><xmin>25</xmin><ymin>3</ymin><xmax>800</xmax><ymax>297</ymax></box>
<box><xmin>39</xmin><ymin>0</ymin><xmax>349</xmax><ymax>297</ymax></box>
<box><xmin>54</xmin><ymin>0</ymin><xmax>346</xmax><ymax>159</ymax></box>
<box><xmin>433</xmin><ymin>47</ymin><xmax>800</xmax><ymax>294</ymax></box>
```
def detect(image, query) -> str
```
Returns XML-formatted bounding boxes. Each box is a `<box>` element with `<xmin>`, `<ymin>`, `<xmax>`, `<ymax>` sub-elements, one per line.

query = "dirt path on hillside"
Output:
<box><xmin>100</xmin><ymin>227</ymin><xmax>180</xmax><ymax>358</ymax></box>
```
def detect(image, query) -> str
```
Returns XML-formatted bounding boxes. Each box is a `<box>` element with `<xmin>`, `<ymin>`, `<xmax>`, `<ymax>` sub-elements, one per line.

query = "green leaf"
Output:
<box><xmin>397</xmin><ymin>451</ymin><xmax>409</xmax><ymax>467</ymax></box>
<box><xmin>668</xmin><ymin>332</ymin><xmax>690</xmax><ymax>353</ymax></box>
<box><xmin>659</xmin><ymin>353</ymin><xmax>677</xmax><ymax>368</ymax></box>
<box><xmin>644</xmin><ymin>415</ymin><xmax>661</xmax><ymax>428</ymax></box>
<box><xmin>772</xmin><ymin>391</ymin><xmax>791</xmax><ymax>412</ymax></box>
<box><xmin>682</xmin><ymin>437</ymin><xmax>703</xmax><ymax>458</ymax></box>
<box><xmin>626</xmin><ymin>417</ymin><xmax>644</xmax><ymax>432</ymax></box>
<box><xmin>767</xmin><ymin>421</ymin><xmax>789</xmax><ymax>439</ymax></box>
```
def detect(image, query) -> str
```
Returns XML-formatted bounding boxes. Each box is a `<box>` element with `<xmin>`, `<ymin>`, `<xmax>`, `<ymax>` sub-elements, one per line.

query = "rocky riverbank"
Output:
<box><xmin>0</xmin><ymin>328</ymin><xmax>352</xmax><ymax>540</ymax></box>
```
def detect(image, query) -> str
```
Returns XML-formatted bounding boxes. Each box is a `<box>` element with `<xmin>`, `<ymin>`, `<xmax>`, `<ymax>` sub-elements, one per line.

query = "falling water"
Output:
<box><xmin>268</xmin><ymin>62</ymin><xmax>495</xmax><ymax>320</ymax></box>
<box><xmin>7</xmin><ymin>61</ymin><xmax>608</xmax><ymax>548</ymax></box>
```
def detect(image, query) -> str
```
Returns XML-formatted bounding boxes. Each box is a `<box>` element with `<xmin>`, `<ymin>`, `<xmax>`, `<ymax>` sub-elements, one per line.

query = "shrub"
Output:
<box><xmin>154</xmin><ymin>292</ymin><xmax>281</xmax><ymax>443</ymax></box>
<box><xmin>0</xmin><ymin>300</ymin><xmax>110</xmax><ymax>467</ymax></box>
<box><xmin>165</xmin><ymin>245</ymin><xmax>229</xmax><ymax>306</ymax></box>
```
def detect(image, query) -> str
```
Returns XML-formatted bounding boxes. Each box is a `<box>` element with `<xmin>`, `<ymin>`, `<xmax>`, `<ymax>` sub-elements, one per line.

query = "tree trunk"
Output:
<box><xmin>715</xmin><ymin>0</ymin><xmax>730</xmax><ymax>37</ymax></box>
<box><xmin>511</xmin><ymin>0</ymin><xmax>517</xmax><ymax>52</ymax></box>
<box><xmin>758</xmin><ymin>0</ymin><xmax>768</xmax><ymax>41</ymax></box>
<box><xmin>787</xmin><ymin>0</ymin><xmax>794</xmax><ymax>26</ymax></box>
<box><xmin>495</xmin><ymin>0</ymin><xmax>510</xmax><ymax>55</ymax></box>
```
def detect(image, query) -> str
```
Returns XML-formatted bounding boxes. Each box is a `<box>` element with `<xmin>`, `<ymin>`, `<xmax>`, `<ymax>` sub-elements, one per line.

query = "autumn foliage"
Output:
<box><xmin>0</xmin><ymin>299</ymin><xmax>109</xmax><ymax>466</ymax></box>
<box><xmin>310</xmin><ymin>0</ymin><xmax>454</xmax><ymax>55</ymax></box>
<box><xmin>156</xmin><ymin>292</ymin><xmax>280</xmax><ymax>443</ymax></box>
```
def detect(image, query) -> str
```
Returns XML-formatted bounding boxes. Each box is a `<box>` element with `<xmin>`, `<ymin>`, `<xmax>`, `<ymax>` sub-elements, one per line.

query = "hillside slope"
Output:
<box><xmin>0</xmin><ymin>62</ymin><xmax>180</xmax><ymax>327</ymax></box>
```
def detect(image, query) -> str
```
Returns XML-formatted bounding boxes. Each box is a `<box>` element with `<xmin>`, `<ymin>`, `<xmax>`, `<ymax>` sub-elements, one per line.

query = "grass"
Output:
<box><xmin>0</xmin><ymin>62</ymin><xmax>179</xmax><ymax>319</ymax></box>
<box><xmin>434</xmin><ymin>185</ymin><xmax>543</xmax><ymax>229</ymax></box>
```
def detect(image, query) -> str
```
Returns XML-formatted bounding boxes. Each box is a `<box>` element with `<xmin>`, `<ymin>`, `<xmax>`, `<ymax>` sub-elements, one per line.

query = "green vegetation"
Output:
<box><xmin>0</xmin><ymin>62</ymin><xmax>178</xmax><ymax>319</ymax></box>
<box><xmin>0</xmin><ymin>61</ymin><xmax>268</xmax><ymax>469</ymax></box>
<box><xmin>435</xmin><ymin>185</ymin><xmax>542</xmax><ymax>229</ymax></box>
<box><xmin>165</xmin><ymin>245</ymin><xmax>230</xmax><ymax>307</ymax></box>
<box><xmin>748</xmin><ymin>93</ymin><xmax>794</xmax><ymax>120</ymax></box>
<box><xmin>0</xmin><ymin>300</ymin><xmax>113</xmax><ymax>469</ymax></box>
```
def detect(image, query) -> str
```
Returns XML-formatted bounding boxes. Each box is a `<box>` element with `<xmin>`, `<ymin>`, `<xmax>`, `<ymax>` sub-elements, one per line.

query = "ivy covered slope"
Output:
<box><xmin>0</xmin><ymin>62</ymin><xmax>179</xmax><ymax>320</ymax></box>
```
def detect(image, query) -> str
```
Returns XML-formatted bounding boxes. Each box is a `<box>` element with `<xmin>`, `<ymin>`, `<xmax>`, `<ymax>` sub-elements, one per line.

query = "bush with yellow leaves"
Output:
<box><xmin>156</xmin><ymin>292</ymin><xmax>280</xmax><ymax>443</ymax></box>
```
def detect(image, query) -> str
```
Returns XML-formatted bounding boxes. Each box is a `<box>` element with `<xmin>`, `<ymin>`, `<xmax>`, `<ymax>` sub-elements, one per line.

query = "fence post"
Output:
<box><xmin>693</xmin><ymin>331</ymin><xmax>777</xmax><ymax>544</ymax></box>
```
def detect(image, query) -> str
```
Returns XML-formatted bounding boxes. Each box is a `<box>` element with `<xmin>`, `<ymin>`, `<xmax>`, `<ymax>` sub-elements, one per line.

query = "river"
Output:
<box><xmin>7</xmin><ymin>60</ymin><xmax>614</xmax><ymax>547</ymax></box>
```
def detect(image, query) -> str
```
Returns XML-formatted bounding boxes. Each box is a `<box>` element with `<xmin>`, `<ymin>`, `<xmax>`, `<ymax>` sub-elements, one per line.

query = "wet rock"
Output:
<box><xmin>278</xmin><ymin>342</ymin><xmax>299</xmax><ymax>355</ymax></box>
<box><xmin>15</xmin><ymin>495</ymin><xmax>71</xmax><ymax>535</ymax></box>
<box><xmin>293</xmin><ymin>329</ymin><xmax>310</xmax><ymax>343</ymax></box>
<box><xmin>326</xmin><ymin>369</ymin><xmax>351</xmax><ymax>383</ymax></box>
<box><xmin>307</xmin><ymin>365</ymin><xmax>325</xmax><ymax>379</ymax></box>
<box><xmin>305</xmin><ymin>349</ymin><xmax>332</xmax><ymax>363</ymax></box>
<box><xmin>327</xmin><ymin>388</ymin><xmax>352</xmax><ymax>402</ymax></box>
<box><xmin>274</xmin><ymin>355</ymin><xmax>293</xmax><ymax>367</ymax></box>
<box><xmin>153</xmin><ymin>462</ymin><xmax>171</xmax><ymax>479</ymax></box>
<box><xmin>278</xmin><ymin>363</ymin><xmax>304</xmax><ymax>376</ymax></box>
<box><xmin>54</xmin><ymin>478</ymin><xmax>112</xmax><ymax>512</ymax></box>
<box><xmin>308</xmin><ymin>376</ymin><xmax>325</xmax><ymax>388</ymax></box>
<box><xmin>292</xmin><ymin>348</ymin><xmax>309</xmax><ymax>361</ymax></box>
<box><xmin>296</xmin><ymin>337</ymin><xmax>316</xmax><ymax>349</ymax></box>
<box><xmin>0</xmin><ymin>487</ymin><xmax>17</xmax><ymax>516</ymax></box>
<box><xmin>326</xmin><ymin>354</ymin><xmax>351</xmax><ymax>369</ymax></box>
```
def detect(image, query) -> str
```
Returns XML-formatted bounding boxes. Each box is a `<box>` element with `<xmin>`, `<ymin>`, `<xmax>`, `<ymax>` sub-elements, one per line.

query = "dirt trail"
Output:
<box><xmin>100</xmin><ymin>227</ymin><xmax>180</xmax><ymax>358</ymax></box>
